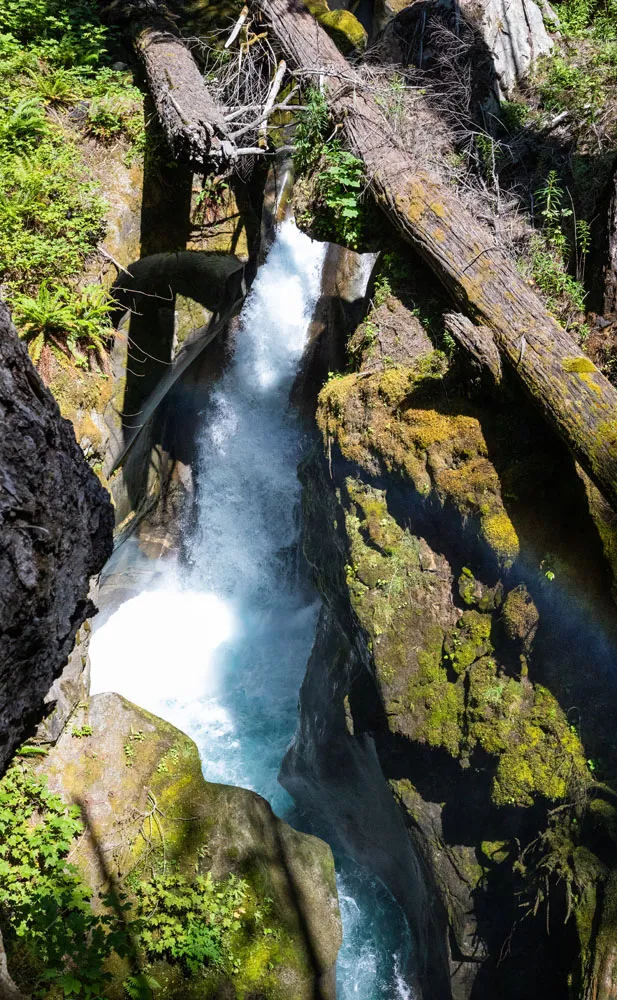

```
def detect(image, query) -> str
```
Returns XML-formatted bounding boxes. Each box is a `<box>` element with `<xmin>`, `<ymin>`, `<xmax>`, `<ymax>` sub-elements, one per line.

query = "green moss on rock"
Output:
<box><xmin>339</xmin><ymin>478</ymin><xmax>587</xmax><ymax>807</ymax></box>
<box><xmin>502</xmin><ymin>584</ymin><xmax>539</xmax><ymax>651</ymax></box>
<box><xmin>444</xmin><ymin>610</ymin><xmax>493</xmax><ymax>674</ymax></box>
<box><xmin>318</xmin><ymin>364</ymin><xmax>518</xmax><ymax>568</ymax></box>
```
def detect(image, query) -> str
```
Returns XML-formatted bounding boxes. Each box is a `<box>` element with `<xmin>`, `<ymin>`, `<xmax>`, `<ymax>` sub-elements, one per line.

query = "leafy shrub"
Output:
<box><xmin>294</xmin><ymin>89</ymin><xmax>366</xmax><ymax>247</ymax></box>
<box><xmin>135</xmin><ymin>873</ymin><xmax>249</xmax><ymax>974</ymax></box>
<box><xmin>0</xmin><ymin>142</ymin><xmax>107</xmax><ymax>289</ymax></box>
<box><xmin>0</xmin><ymin>0</ymin><xmax>144</xmax><ymax>372</ymax></box>
<box><xmin>0</xmin><ymin>0</ymin><xmax>108</xmax><ymax>67</ymax></box>
<box><xmin>0</xmin><ymin>758</ymin><xmax>273</xmax><ymax>997</ymax></box>
<box><xmin>538</xmin><ymin>55</ymin><xmax>604</xmax><ymax>125</ymax></box>
<box><xmin>317</xmin><ymin>145</ymin><xmax>365</xmax><ymax>248</ymax></box>
<box><xmin>294</xmin><ymin>86</ymin><xmax>329</xmax><ymax>171</ymax></box>
<box><xmin>86</xmin><ymin>92</ymin><xmax>144</xmax><ymax>146</ymax></box>
<box><xmin>499</xmin><ymin>99</ymin><xmax>529</xmax><ymax>132</ymax></box>
<box><xmin>528</xmin><ymin>171</ymin><xmax>588</xmax><ymax>325</ymax></box>
<box><xmin>552</xmin><ymin>0</ymin><xmax>617</xmax><ymax>36</ymax></box>
<box><xmin>0</xmin><ymin>762</ymin><xmax>130</xmax><ymax>997</ymax></box>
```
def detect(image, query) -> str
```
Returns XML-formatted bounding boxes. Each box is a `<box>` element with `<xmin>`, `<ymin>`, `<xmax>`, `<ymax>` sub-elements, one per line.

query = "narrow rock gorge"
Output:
<box><xmin>2</xmin><ymin>0</ymin><xmax>617</xmax><ymax>997</ymax></box>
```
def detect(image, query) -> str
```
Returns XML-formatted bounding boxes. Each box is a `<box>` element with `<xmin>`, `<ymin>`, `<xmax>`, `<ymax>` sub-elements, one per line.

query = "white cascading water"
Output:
<box><xmin>90</xmin><ymin>220</ymin><xmax>414</xmax><ymax>999</ymax></box>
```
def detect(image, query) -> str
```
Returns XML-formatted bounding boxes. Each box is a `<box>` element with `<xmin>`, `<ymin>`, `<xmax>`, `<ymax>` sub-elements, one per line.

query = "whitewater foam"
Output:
<box><xmin>89</xmin><ymin>220</ymin><xmax>415</xmax><ymax>999</ymax></box>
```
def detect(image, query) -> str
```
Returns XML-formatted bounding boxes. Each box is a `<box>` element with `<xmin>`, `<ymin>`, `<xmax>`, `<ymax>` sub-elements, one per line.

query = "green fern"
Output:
<box><xmin>123</xmin><ymin>974</ymin><xmax>161</xmax><ymax>1000</ymax></box>
<box><xmin>0</xmin><ymin>97</ymin><xmax>49</xmax><ymax>151</ymax></box>
<box><xmin>12</xmin><ymin>281</ymin><xmax>115</xmax><ymax>366</ymax></box>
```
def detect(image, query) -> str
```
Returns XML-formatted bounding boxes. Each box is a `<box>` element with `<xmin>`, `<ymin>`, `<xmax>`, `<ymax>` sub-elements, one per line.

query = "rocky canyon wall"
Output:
<box><xmin>0</xmin><ymin>303</ymin><xmax>113</xmax><ymax>773</ymax></box>
<box><xmin>284</xmin><ymin>251</ymin><xmax>617</xmax><ymax>1000</ymax></box>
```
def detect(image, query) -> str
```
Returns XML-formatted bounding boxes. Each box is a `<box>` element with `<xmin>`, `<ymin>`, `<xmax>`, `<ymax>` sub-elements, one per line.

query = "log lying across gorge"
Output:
<box><xmin>253</xmin><ymin>0</ymin><xmax>617</xmax><ymax>511</ymax></box>
<box><xmin>101</xmin><ymin>1</ymin><xmax>235</xmax><ymax>168</ymax></box>
<box><xmin>131</xmin><ymin>16</ymin><xmax>233</xmax><ymax>169</ymax></box>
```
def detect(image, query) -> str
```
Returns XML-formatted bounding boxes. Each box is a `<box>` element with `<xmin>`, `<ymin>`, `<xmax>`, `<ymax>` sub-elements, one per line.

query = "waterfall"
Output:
<box><xmin>89</xmin><ymin>220</ymin><xmax>414</xmax><ymax>999</ymax></box>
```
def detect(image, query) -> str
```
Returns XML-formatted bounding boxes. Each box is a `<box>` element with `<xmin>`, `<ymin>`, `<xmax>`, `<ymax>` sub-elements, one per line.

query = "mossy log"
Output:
<box><xmin>255</xmin><ymin>0</ymin><xmax>617</xmax><ymax>511</ymax></box>
<box><xmin>444</xmin><ymin>312</ymin><xmax>502</xmax><ymax>384</ymax></box>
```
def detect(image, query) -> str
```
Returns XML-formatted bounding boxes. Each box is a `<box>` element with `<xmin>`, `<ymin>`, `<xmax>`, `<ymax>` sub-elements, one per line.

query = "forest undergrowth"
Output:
<box><xmin>0</xmin><ymin>0</ymin><xmax>144</xmax><ymax>371</ymax></box>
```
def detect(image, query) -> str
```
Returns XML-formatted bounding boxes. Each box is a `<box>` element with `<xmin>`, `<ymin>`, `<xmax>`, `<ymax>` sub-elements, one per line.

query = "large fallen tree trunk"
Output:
<box><xmin>255</xmin><ymin>0</ymin><xmax>617</xmax><ymax>510</ymax></box>
<box><xmin>101</xmin><ymin>3</ymin><xmax>233</xmax><ymax>169</ymax></box>
<box><xmin>131</xmin><ymin>19</ymin><xmax>232</xmax><ymax>168</ymax></box>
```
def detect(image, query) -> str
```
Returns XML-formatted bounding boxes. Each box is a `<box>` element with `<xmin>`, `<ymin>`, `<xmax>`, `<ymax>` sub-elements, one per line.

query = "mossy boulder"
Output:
<box><xmin>338</xmin><ymin>477</ymin><xmax>587</xmax><ymax>808</ymax></box>
<box><xmin>317</xmin><ymin>361</ymin><xmax>520</xmax><ymax>569</ymax></box>
<box><xmin>35</xmin><ymin>694</ymin><xmax>341</xmax><ymax>999</ymax></box>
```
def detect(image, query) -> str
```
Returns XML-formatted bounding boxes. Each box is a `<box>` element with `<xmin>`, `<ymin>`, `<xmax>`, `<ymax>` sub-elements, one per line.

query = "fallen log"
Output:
<box><xmin>130</xmin><ymin>17</ymin><xmax>232</xmax><ymax>169</ymax></box>
<box><xmin>100</xmin><ymin>1</ymin><xmax>234</xmax><ymax>168</ymax></box>
<box><xmin>254</xmin><ymin>0</ymin><xmax>617</xmax><ymax>510</ymax></box>
<box><xmin>444</xmin><ymin>312</ymin><xmax>502</xmax><ymax>384</ymax></box>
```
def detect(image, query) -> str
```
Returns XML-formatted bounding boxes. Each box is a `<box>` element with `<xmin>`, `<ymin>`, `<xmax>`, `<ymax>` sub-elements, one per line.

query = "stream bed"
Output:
<box><xmin>90</xmin><ymin>221</ymin><xmax>414</xmax><ymax>999</ymax></box>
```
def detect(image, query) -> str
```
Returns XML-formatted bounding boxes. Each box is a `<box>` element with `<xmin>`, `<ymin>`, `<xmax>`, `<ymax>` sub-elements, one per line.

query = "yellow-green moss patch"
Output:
<box><xmin>562</xmin><ymin>356</ymin><xmax>597</xmax><ymax>373</ymax></box>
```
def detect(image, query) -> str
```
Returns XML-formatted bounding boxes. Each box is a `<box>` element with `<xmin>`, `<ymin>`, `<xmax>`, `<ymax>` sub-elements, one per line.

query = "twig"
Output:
<box><xmin>225</xmin><ymin>5</ymin><xmax>249</xmax><ymax>48</ymax></box>
<box><xmin>259</xmin><ymin>59</ymin><xmax>286</xmax><ymax>148</ymax></box>
<box><xmin>97</xmin><ymin>244</ymin><xmax>132</xmax><ymax>276</ymax></box>
<box><xmin>228</xmin><ymin>100</ymin><xmax>303</xmax><ymax>140</ymax></box>
<box><xmin>114</xmin><ymin>285</ymin><xmax>174</xmax><ymax>302</ymax></box>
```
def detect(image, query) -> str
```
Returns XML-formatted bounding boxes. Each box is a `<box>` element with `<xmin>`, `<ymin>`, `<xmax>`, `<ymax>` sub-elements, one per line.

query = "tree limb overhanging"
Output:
<box><xmin>102</xmin><ymin>1</ymin><xmax>288</xmax><ymax>169</ymax></box>
<box><xmin>254</xmin><ymin>0</ymin><xmax>617</xmax><ymax>511</ymax></box>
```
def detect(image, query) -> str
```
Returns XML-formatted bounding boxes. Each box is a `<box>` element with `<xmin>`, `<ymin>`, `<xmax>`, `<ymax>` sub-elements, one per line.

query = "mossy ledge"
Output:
<box><xmin>302</xmin><ymin>321</ymin><xmax>617</xmax><ymax>997</ymax></box>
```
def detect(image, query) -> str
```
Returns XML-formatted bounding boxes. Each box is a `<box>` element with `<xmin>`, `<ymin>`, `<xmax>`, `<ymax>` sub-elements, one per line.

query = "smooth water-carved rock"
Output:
<box><xmin>0</xmin><ymin>303</ymin><xmax>113</xmax><ymax>774</ymax></box>
<box><xmin>33</xmin><ymin>693</ymin><xmax>341</xmax><ymax>999</ymax></box>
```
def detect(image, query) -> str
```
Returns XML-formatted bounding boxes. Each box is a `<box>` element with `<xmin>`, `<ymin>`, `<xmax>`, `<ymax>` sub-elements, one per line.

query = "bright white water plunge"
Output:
<box><xmin>90</xmin><ymin>220</ymin><xmax>413</xmax><ymax>999</ymax></box>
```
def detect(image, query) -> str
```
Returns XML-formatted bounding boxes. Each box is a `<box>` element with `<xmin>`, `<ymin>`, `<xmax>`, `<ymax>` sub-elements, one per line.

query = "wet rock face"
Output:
<box><xmin>0</xmin><ymin>303</ymin><xmax>113</xmax><ymax>773</ymax></box>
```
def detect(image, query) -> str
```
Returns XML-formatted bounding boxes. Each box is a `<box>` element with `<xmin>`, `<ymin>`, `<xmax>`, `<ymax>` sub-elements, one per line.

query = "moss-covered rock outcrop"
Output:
<box><xmin>290</xmin><ymin>269</ymin><xmax>617</xmax><ymax>1000</ymax></box>
<box><xmin>16</xmin><ymin>694</ymin><xmax>341</xmax><ymax>999</ymax></box>
<box><xmin>303</xmin><ymin>0</ymin><xmax>367</xmax><ymax>54</ymax></box>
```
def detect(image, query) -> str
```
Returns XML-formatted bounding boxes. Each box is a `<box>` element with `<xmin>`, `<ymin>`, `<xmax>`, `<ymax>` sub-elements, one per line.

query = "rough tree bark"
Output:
<box><xmin>132</xmin><ymin>20</ymin><xmax>232</xmax><ymax>168</ymax></box>
<box><xmin>254</xmin><ymin>0</ymin><xmax>617</xmax><ymax>511</ymax></box>
<box><xmin>102</xmin><ymin>2</ymin><xmax>233</xmax><ymax>169</ymax></box>
<box><xmin>444</xmin><ymin>312</ymin><xmax>502</xmax><ymax>384</ymax></box>
<box><xmin>602</xmin><ymin>165</ymin><xmax>617</xmax><ymax>316</ymax></box>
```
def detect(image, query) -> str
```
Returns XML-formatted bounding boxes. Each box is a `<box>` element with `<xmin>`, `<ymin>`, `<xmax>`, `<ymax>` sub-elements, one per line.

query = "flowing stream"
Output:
<box><xmin>90</xmin><ymin>220</ymin><xmax>414</xmax><ymax>999</ymax></box>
